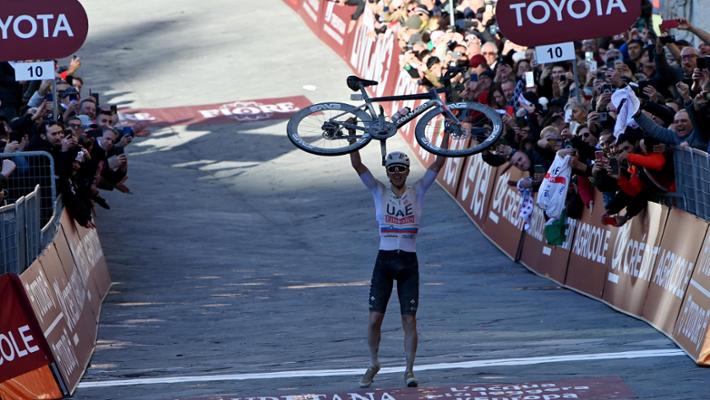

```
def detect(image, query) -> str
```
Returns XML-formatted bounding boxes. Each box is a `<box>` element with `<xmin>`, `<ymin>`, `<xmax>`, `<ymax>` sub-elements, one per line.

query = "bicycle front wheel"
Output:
<box><xmin>287</xmin><ymin>102</ymin><xmax>373</xmax><ymax>156</ymax></box>
<box><xmin>414</xmin><ymin>102</ymin><xmax>503</xmax><ymax>157</ymax></box>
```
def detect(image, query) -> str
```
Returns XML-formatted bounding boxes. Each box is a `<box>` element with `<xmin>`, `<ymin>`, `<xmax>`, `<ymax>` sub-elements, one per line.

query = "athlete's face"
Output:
<box><xmin>387</xmin><ymin>165</ymin><xmax>409</xmax><ymax>189</ymax></box>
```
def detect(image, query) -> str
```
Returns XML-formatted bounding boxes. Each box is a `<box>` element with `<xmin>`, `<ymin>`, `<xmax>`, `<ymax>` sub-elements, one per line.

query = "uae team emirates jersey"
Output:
<box><xmin>359</xmin><ymin>169</ymin><xmax>437</xmax><ymax>252</ymax></box>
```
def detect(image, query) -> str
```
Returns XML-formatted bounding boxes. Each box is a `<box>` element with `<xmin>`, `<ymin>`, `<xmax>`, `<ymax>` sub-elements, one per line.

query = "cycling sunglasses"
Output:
<box><xmin>387</xmin><ymin>165</ymin><xmax>408</xmax><ymax>173</ymax></box>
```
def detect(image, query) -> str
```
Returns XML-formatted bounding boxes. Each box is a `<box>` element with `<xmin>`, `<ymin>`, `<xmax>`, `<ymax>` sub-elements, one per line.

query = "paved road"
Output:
<box><xmin>74</xmin><ymin>1</ymin><xmax>707</xmax><ymax>399</ymax></box>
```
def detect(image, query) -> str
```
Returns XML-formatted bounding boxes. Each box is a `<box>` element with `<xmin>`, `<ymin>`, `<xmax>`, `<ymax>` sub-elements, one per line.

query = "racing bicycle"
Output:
<box><xmin>286</xmin><ymin>74</ymin><xmax>503</xmax><ymax>163</ymax></box>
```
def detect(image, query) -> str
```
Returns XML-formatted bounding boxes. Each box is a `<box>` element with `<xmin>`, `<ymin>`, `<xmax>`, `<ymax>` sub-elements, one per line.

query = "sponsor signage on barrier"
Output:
<box><xmin>349</xmin><ymin>8</ymin><xmax>396</xmax><ymax>98</ymax></box>
<box><xmin>437</xmin><ymin>136</ymin><xmax>470</xmax><ymax>197</ymax></box>
<box><xmin>19</xmin><ymin>211</ymin><xmax>110</xmax><ymax>394</ymax></box>
<box><xmin>299</xmin><ymin>0</ymin><xmax>323</xmax><ymax>31</ymax></box>
<box><xmin>495</xmin><ymin>0</ymin><xmax>640</xmax><ymax>46</ymax></box>
<box><xmin>673</xmin><ymin>227</ymin><xmax>710</xmax><ymax>363</ymax></box>
<box><xmin>321</xmin><ymin>1</ymin><xmax>352</xmax><ymax>50</ymax></box>
<box><xmin>519</xmin><ymin>205</ymin><xmax>576</xmax><ymax>284</ymax></box>
<box><xmin>565</xmin><ymin>191</ymin><xmax>614</xmax><ymax>297</ymax></box>
<box><xmin>481</xmin><ymin>166</ymin><xmax>526</xmax><ymax>259</ymax></box>
<box><xmin>0</xmin><ymin>0</ymin><xmax>89</xmax><ymax>61</ymax></box>
<box><xmin>119</xmin><ymin>96</ymin><xmax>312</xmax><ymax>128</ymax></box>
<box><xmin>643</xmin><ymin>210</ymin><xmax>708</xmax><ymax>334</ymax></box>
<box><xmin>603</xmin><ymin>203</ymin><xmax>669</xmax><ymax>315</ymax></box>
<box><xmin>456</xmin><ymin>154</ymin><xmax>497</xmax><ymax>229</ymax></box>
<box><xmin>0</xmin><ymin>274</ymin><xmax>51</xmax><ymax>382</ymax></box>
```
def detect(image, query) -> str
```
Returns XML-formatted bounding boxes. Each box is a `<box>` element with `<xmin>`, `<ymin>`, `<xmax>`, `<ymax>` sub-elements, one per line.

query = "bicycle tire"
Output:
<box><xmin>414</xmin><ymin>102</ymin><xmax>503</xmax><ymax>157</ymax></box>
<box><xmin>287</xmin><ymin>102</ymin><xmax>373</xmax><ymax>156</ymax></box>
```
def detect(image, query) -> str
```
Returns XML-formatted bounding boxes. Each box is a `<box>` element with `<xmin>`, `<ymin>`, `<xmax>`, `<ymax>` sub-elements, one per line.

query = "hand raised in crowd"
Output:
<box><xmin>596</xmin><ymin>92</ymin><xmax>612</xmax><ymax>112</ymax></box>
<box><xmin>642</xmin><ymin>84</ymin><xmax>660</xmax><ymax>103</ymax></box>
<box><xmin>68</xmin><ymin>56</ymin><xmax>82</xmax><ymax>75</ymax></box>
<box><xmin>501</xmin><ymin>113</ymin><xmax>516</xmax><ymax>129</ymax></box>
<box><xmin>693</xmin><ymin>91</ymin><xmax>709</xmax><ymax>111</ymax></box>
<box><xmin>61</xmin><ymin>135</ymin><xmax>78</xmax><ymax>152</ymax></box>
<box><xmin>39</xmin><ymin>79</ymin><xmax>53</xmax><ymax>96</ymax></box>
<box><xmin>677</xmin><ymin>18</ymin><xmax>694</xmax><ymax>31</ymax></box>
<box><xmin>119</xmin><ymin>134</ymin><xmax>133</xmax><ymax>147</ymax></box>
<box><xmin>676</xmin><ymin>81</ymin><xmax>691</xmax><ymax>102</ymax></box>
<box><xmin>1</xmin><ymin>159</ymin><xmax>16</xmax><ymax>178</ymax></box>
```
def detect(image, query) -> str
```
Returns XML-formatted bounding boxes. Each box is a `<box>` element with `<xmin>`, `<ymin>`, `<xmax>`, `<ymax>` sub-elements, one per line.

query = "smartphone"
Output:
<box><xmin>533</xmin><ymin>164</ymin><xmax>545</xmax><ymax>175</ymax></box>
<box><xmin>524</xmin><ymin>71</ymin><xmax>534</xmax><ymax>87</ymax></box>
<box><xmin>660</xmin><ymin>19</ymin><xmax>681</xmax><ymax>31</ymax></box>
<box><xmin>45</xmin><ymin>93</ymin><xmax>53</xmax><ymax>102</ymax></box>
<box><xmin>594</xmin><ymin>150</ymin><xmax>605</xmax><ymax>161</ymax></box>
<box><xmin>91</xmin><ymin>92</ymin><xmax>100</xmax><ymax>105</ymax></box>
<box><xmin>110</xmin><ymin>104</ymin><xmax>118</xmax><ymax>114</ymax></box>
<box><xmin>697</xmin><ymin>56</ymin><xmax>707</xmax><ymax>70</ymax></box>
<box><xmin>598</xmin><ymin>112</ymin><xmax>609</xmax><ymax>122</ymax></box>
<box><xmin>608</xmin><ymin>157</ymin><xmax>619</xmax><ymax>174</ymax></box>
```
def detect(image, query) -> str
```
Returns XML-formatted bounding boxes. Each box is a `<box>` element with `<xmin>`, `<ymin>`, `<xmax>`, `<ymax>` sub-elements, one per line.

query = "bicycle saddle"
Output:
<box><xmin>346</xmin><ymin>75</ymin><xmax>378</xmax><ymax>92</ymax></box>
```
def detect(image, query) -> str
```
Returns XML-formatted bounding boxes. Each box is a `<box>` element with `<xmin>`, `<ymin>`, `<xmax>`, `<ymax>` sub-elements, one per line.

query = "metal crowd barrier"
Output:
<box><xmin>0</xmin><ymin>185</ymin><xmax>41</xmax><ymax>274</ymax></box>
<box><xmin>1</xmin><ymin>151</ymin><xmax>57</xmax><ymax>227</ymax></box>
<box><xmin>672</xmin><ymin>147</ymin><xmax>710</xmax><ymax>221</ymax></box>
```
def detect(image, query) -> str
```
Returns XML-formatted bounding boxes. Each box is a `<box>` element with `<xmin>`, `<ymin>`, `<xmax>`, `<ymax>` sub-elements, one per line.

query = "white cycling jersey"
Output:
<box><xmin>359</xmin><ymin>168</ymin><xmax>437</xmax><ymax>252</ymax></box>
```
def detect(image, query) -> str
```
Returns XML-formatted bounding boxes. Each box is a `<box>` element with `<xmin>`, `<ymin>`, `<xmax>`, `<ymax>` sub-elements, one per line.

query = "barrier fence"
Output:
<box><xmin>286</xmin><ymin>0</ymin><xmax>710</xmax><ymax>366</ymax></box>
<box><xmin>0</xmin><ymin>185</ymin><xmax>41</xmax><ymax>275</ymax></box>
<box><xmin>1</xmin><ymin>151</ymin><xmax>57</xmax><ymax>227</ymax></box>
<box><xmin>673</xmin><ymin>147</ymin><xmax>710</xmax><ymax>221</ymax></box>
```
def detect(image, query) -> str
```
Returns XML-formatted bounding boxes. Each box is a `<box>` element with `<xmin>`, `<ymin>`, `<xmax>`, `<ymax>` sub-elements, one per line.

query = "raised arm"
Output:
<box><xmin>428</xmin><ymin>131</ymin><xmax>450</xmax><ymax>173</ymax></box>
<box><xmin>350</xmin><ymin>149</ymin><xmax>369</xmax><ymax>175</ymax></box>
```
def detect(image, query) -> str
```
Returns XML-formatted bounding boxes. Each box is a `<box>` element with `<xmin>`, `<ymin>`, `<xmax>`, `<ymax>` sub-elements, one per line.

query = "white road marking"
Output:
<box><xmin>78</xmin><ymin>348</ymin><xmax>685</xmax><ymax>389</ymax></box>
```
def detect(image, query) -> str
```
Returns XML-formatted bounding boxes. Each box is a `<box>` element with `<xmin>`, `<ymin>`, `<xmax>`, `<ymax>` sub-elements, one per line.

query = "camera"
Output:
<box><xmin>697</xmin><ymin>56</ymin><xmax>708</xmax><ymax>70</ymax></box>
<box><xmin>601</xmin><ymin>83</ymin><xmax>613</xmax><ymax>93</ymax></box>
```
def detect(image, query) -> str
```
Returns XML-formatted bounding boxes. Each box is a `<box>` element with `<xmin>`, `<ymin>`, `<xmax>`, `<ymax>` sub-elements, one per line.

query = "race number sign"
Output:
<box><xmin>10</xmin><ymin>61</ymin><xmax>54</xmax><ymax>81</ymax></box>
<box><xmin>495</xmin><ymin>0</ymin><xmax>640</xmax><ymax>46</ymax></box>
<box><xmin>535</xmin><ymin>42</ymin><xmax>576</xmax><ymax>64</ymax></box>
<box><xmin>0</xmin><ymin>0</ymin><xmax>89</xmax><ymax>61</ymax></box>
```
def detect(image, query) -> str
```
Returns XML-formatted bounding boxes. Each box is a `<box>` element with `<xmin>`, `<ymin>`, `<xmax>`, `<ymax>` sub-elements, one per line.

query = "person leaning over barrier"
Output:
<box><xmin>349</xmin><ymin>134</ymin><xmax>448</xmax><ymax>389</ymax></box>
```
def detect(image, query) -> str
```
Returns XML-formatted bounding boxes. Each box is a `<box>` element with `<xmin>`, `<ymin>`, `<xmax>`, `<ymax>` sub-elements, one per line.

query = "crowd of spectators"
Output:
<box><xmin>0</xmin><ymin>57</ymin><xmax>135</xmax><ymax>228</ymax></box>
<box><xmin>353</xmin><ymin>0</ymin><xmax>710</xmax><ymax>228</ymax></box>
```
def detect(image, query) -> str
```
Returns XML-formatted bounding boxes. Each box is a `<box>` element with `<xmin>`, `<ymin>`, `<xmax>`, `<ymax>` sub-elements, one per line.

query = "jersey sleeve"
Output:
<box><xmin>359</xmin><ymin>170</ymin><xmax>384</xmax><ymax>197</ymax></box>
<box><xmin>415</xmin><ymin>168</ymin><xmax>438</xmax><ymax>194</ymax></box>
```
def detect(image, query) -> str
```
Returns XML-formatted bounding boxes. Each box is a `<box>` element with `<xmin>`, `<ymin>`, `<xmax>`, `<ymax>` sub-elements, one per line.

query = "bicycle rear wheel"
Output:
<box><xmin>287</xmin><ymin>102</ymin><xmax>373</xmax><ymax>156</ymax></box>
<box><xmin>414</xmin><ymin>102</ymin><xmax>503</xmax><ymax>157</ymax></box>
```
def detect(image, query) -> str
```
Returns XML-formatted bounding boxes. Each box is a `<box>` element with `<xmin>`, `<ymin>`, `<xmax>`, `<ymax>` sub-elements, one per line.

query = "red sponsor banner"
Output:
<box><xmin>480</xmin><ymin>165</ymin><xmax>526</xmax><ymax>259</ymax></box>
<box><xmin>320</xmin><ymin>1</ymin><xmax>355</xmax><ymax>55</ymax></box>
<box><xmin>61</xmin><ymin>211</ymin><xmax>112</xmax><ymax>309</ymax></box>
<box><xmin>181</xmin><ymin>376</ymin><xmax>634</xmax><ymax>400</ymax></box>
<box><xmin>436</xmin><ymin>138</ymin><xmax>470</xmax><ymax>197</ymax></box>
<box><xmin>520</xmin><ymin>205</ymin><xmax>577</xmax><ymax>284</ymax></box>
<box><xmin>456</xmin><ymin>154</ymin><xmax>497</xmax><ymax>229</ymax></box>
<box><xmin>119</xmin><ymin>96</ymin><xmax>312</xmax><ymax>128</ymax></box>
<box><xmin>348</xmin><ymin>8</ymin><xmax>398</xmax><ymax>98</ymax></box>
<box><xmin>0</xmin><ymin>274</ymin><xmax>52</xmax><ymax>383</ymax></box>
<box><xmin>298</xmin><ymin>0</ymin><xmax>324</xmax><ymax>33</ymax></box>
<box><xmin>673</xmin><ymin>226</ymin><xmax>710</xmax><ymax>364</ymax></box>
<box><xmin>565</xmin><ymin>191</ymin><xmax>615</xmax><ymax>297</ymax></box>
<box><xmin>0</xmin><ymin>364</ymin><xmax>63</xmax><ymax>399</ymax></box>
<box><xmin>20</xmin><ymin>211</ymin><xmax>110</xmax><ymax>394</ymax></box>
<box><xmin>495</xmin><ymin>0</ymin><xmax>641</xmax><ymax>47</ymax></box>
<box><xmin>0</xmin><ymin>0</ymin><xmax>89</xmax><ymax>61</ymax></box>
<box><xmin>602</xmin><ymin>203</ymin><xmax>669</xmax><ymax>315</ymax></box>
<box><xmin>642</xmin><ymin>209</ymin><xmax>708</xmax><ymax>334</ymax></box>
<box><xmin>283</xmin><ymin>0</ymin><xmax>302</xmax><ymax>10</ymax></box>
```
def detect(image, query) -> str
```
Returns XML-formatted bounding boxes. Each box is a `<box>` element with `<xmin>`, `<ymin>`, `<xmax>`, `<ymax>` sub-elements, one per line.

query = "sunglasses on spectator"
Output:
<box><xmin>387</xmin><ymin>166</ymin><xmax>408</xmax><ymax>173</ymax></box>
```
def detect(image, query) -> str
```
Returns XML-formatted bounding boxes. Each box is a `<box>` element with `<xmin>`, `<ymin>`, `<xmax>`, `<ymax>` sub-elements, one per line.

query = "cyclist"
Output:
<box><xmin>349</xmin><ymin>140</ymin><xmax>448</xmax><ymax>388</ymax></box>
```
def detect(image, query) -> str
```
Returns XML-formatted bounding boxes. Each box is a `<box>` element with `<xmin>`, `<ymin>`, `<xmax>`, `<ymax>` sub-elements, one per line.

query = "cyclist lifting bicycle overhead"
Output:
<box><xmin>349</xmin><ymin>133</ymin><xmax>448</xmax><ymax>389</ymax></box>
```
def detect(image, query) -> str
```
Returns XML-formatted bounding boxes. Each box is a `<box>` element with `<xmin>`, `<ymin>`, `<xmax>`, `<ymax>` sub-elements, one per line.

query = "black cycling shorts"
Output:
<box><xmin>368</xmin><ymin>250</ymin><xmax>419</xmax><ymax>315</ymax></box>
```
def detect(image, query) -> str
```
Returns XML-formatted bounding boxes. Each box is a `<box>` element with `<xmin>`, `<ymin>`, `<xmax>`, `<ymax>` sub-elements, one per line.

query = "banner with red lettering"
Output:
<box><xmin>119</xmin><ymin>96</ymin><xmax>311</xmax><ymax>128</ymax></box>
<box><xmin>0</xmin><ymin>274</ymin><xmax>53</xmax><ymax>383</ymax></box>
<box><xmin>642</xmin><ymin>210</ymin><xmax>708</xmax><ymax>334</ymax></box>
<box><xmin>455</xmin><ymin>154</ymin><xmax>497</xmax><ymax>229</ymax></box>
<box><xmin>478</xmin><ymin>165</ymin><xmax>526</xmax><ymax>259</ymax></box>
<box><xmin>674</xmin><ymin>229</ymin><xmax>710</xmax><ymax>364</ymax></box>
<box><xmin>297</xmin><ymin>0</ymin><xmax>324</xmax><ymax>34</ymax></box>
<box><xmin>602</xmin><ymin>203</ymin><xmax>669</xmax><ymax>315</ymax></box>
<box><xmin>519</xmin><ymin>205</ymin><xmax>576</xmax><ymax>284</ymax></box>
<box><xmin>565</xmin><ymin>191</ymin><xmax>615</xmax><ymax>297</ymax></box>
